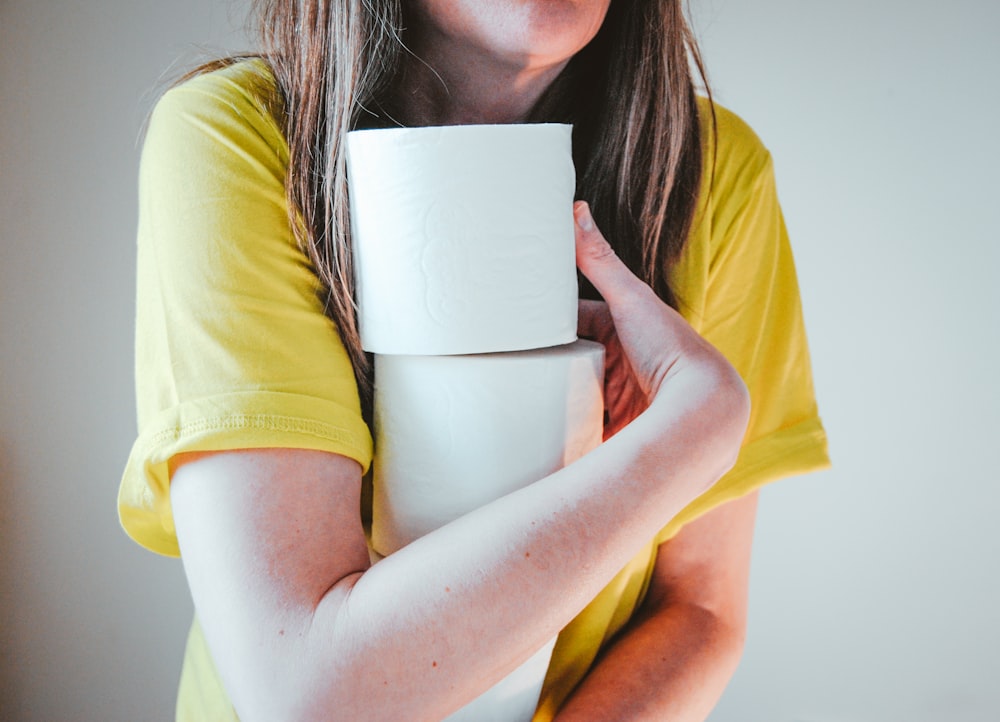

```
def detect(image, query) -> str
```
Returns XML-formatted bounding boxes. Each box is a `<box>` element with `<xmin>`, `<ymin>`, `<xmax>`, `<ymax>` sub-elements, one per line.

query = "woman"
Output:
<box><xmin>119</xmin><ymin>1</ymin><xmax>830</xmax><ymax>720</ymax></box>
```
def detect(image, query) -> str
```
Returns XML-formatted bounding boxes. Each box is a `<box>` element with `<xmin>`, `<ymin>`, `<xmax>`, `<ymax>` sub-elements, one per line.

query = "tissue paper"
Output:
<box><xmin>371</xmin><ymin>339</ymin><xmax>604</xmax><ymax>722</ymax></box>
<box><xmin>346</xmin><ymin>123</ymin><xmax>578</xmax><ymax>355</ymax></box>
<box><xmin>371</xmin><ymin>340</ymin><xmax>605</xmax><ymax>555</ymax></box>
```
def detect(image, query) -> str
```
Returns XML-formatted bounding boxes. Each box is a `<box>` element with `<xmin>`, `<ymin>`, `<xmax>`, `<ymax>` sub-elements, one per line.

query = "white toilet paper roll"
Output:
<box><xmin>371</xmin><ymin>340</ymin><xmax>605</xmax><ymax>555</ymax></box>
<box><xmin>372</xmin><ymin>340</ymin><xmax>604</xmax><ymax>722</ymax></box>
<box><xmin>346</xmin><ymin>123</ymin><xmax>578</xmax><ymax>355</ymax></box>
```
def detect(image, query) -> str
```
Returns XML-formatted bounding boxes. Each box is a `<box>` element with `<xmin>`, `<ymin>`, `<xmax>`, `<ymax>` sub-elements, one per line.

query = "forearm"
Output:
<box><xmin>175</xmin><ymin>216</ymin><xmax>752</xmax><ymax>721</ymax></box>
<box><xmin>308</xmin><ymin>372</ymin><xmax>745</xmax><ymax>719</ymax></box>
<box><xmin>554</xmin><ymin>601</ymin><xmax>746</xmax><ymax>722</ymax></box>
<box><xmin>176</xmin><ymin>367</ymin><xmax>746</xmax><ymax>722</ymax></box>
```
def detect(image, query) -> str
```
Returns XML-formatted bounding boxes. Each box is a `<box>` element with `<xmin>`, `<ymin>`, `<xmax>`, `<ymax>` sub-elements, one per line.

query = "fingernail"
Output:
<box><xmin>575</xmin><ymin>202</ymin><xmax>594</xmax><ymax>232</ymax></box>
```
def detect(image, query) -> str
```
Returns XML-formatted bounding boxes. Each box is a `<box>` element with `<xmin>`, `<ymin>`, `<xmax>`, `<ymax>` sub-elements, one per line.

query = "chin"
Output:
<box><xmin>410</xmin><ymin>0</ymin><xmax>612</xmax><ymax>69</ymax></box>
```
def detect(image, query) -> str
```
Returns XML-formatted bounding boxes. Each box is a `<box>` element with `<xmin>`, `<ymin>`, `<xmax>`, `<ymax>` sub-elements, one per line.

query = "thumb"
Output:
<box><xmin>573</xmin><ymin>201</ymin><xmax>642</xmax><ymax>304</ymax></box>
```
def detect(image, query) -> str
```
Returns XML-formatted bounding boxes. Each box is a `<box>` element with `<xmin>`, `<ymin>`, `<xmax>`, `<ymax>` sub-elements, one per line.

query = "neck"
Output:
<box><xmin>392</xmin><ymin>33</ymin><xmax>567</xmax><ymax>126</ymax></box>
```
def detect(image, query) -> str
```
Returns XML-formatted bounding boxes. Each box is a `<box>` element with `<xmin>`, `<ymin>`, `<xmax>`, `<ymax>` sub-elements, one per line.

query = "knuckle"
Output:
<box><xmin>581</xmin><ymin>234</ymin><xmax>617</xmax><ymax>263</ymax></box>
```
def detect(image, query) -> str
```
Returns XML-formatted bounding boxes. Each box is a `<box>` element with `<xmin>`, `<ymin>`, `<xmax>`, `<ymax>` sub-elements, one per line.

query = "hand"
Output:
<box><xmin>578</xmin><ymin>298</ymin><xmax>648</xmax><ymax>440</ymax></box>
<box><xmin>573</xmin><ymin>201</ymin><xmax>749</xmax><ymax>429</ymax></box>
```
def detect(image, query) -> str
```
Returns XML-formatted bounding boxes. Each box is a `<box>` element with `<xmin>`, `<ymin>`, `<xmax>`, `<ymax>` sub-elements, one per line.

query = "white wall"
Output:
<box><xmin>0</xmin><ymin>3</ymin><xmax>249</xmax><ymax>720</ymax></box>
<box><xmin>693</xmin><ymin>2</ymin><xmax>1000</xmax><ymax>720</ymax></box>
<box><xmin>1</xmin><ymin>1</ymin><xmax>997</xmax><ymax>720</ymax></box>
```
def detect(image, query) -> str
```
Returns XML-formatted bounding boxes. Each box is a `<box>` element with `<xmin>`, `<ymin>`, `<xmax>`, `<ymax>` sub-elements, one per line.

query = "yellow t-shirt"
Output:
<box><xmin>534</xmin><ymin>98</ymin><xmax>831</xmax><ymax>720</ymax></box>
<box><xmin>118</xmin><ymin>59</ymin><xmax>829</xmax><ymax>721</ymax></box>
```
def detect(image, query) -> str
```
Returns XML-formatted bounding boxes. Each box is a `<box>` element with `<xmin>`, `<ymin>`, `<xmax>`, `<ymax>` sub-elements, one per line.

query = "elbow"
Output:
<box><xmin>686</xmin><ymin>603</ymin><xmax>750</xmax><ymax>678</ymax></box>
<box><xmin>220</xmin><ymin>648</ymin><xmax>324</xmax><ymax>722</ymax></box>
<box><xmin>220</xmin><ymin>606</ymin><xmax>371</xmax><ymax>721</ymax></box>
<box><xmin>227</xmin><ymin>654</ymin><xmax>369</xmax><ymax>722</ymax></box>
<box><xmin>656</xmin><ymin>599</ymin><xmax>749</xmax><ymax>674</ymax></box>
<box><xmin>714</xmin><ymin>369</ymin><xmax>751</xmax><ymax>475</ymax></box>
<box><xmin>721</xmin><ymin>612</ymin><xmax>748</xmax><ymax>667</ymax></box>
<box><xmin>719</xmin><ymin>617</ymin><xmax>749</xmax><ymax>685</ymax></box>
<box><xmin>687</xmin><ymin>364</ymin><xmax>750</xmax><ymax>484</ymax></box>
<box><xmin>704</xmin><ymin>599</ymin><xmax>750</xmax><ymax>675</ymax></box>
<box><xmin>225</xmin><ymin>594</ymin><xmax>403</xmax><ymax>721</ymax></box>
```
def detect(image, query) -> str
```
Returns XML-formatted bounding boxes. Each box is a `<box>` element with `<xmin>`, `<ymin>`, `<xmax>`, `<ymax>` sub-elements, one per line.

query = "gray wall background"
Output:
<box><xmin>1</xmin><ymin>1</ymin><xmax>997</xmax><ymax>720</ymax></box>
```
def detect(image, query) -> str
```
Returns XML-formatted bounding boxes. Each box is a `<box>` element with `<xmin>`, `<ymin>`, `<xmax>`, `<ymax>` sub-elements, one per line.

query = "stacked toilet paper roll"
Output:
<box><xmin>372</xmin><ymin>341</ymin><xmax>605</xmax><ymax>554</ymax></box>
<box><xmin>347</xmin><ymin>123</ymin><xmax>605</xmax><ymax>722</ymax></box>
<box><xmin>347</xmin><ymin>123</ymin><xmax>578</xmax><ymax>355</ymax></box>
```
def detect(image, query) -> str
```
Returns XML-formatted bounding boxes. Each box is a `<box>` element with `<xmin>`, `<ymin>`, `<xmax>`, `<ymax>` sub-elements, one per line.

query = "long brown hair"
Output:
<box><xmin>240</xmin><ymin>0</ymin><xmax>711</xmax><ymax>400</ymax></box>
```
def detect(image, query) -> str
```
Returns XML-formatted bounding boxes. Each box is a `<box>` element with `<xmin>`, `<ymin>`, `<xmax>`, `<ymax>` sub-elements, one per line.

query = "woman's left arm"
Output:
<box><xmin>554</xmin><ymin>490</ymin><xmax>759</xmax><ymax>721</ymax></box>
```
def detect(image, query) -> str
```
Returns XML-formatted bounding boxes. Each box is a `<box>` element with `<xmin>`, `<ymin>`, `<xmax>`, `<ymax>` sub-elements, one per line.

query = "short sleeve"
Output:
<box><xmin>656</xmin><ymin>108</ymin><xmax>830</xmax><ymax>543</ymax></box>
<box><xmin>118</xmin><ymin>62</ymin><xmax>373</xmax><ymax>557</ymax></box>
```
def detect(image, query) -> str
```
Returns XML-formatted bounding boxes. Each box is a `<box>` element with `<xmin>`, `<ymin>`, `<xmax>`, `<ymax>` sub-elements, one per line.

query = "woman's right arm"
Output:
<box><xmin>170</xmin><ymin>202</ymin><xmax>750</xmax><ymax>722</ymax></box>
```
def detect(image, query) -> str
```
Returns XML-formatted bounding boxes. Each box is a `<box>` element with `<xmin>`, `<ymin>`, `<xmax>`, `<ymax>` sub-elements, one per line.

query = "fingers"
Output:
<box><xmin>577</xmin><ymin>299</ymin><xmax>611</xmax><ymax>341</ymax></box>
<box><xmin>573</xmin><ymin>201</ymin><xmax>644</xmax><ymax>305</ymax></box>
